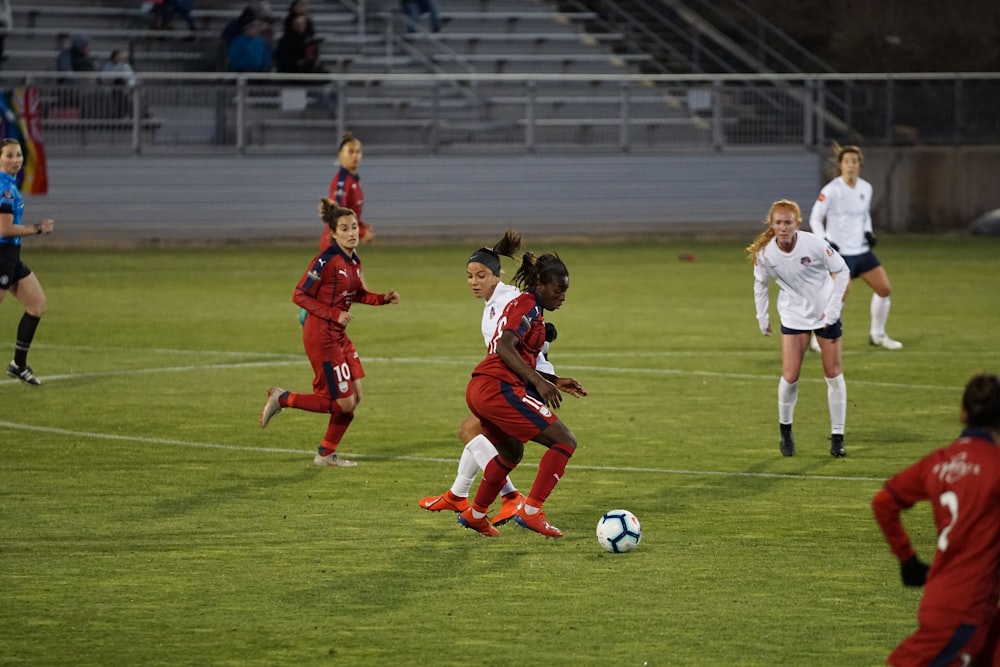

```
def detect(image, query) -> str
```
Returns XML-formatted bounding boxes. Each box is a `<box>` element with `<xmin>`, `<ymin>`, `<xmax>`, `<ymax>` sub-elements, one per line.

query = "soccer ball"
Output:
<box><xmin>596</xmin><ymin>509</ymin><xmax>641</xmax><ymax>553</ymax></box>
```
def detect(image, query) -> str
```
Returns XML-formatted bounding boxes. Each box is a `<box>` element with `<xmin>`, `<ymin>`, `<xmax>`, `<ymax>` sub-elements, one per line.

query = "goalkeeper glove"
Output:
<box><xmin>900</xmin><ymin>555</ymin><xmax>929</xmax><ymax>587</ymax></box>
<box><xmin>865</xmin><ymin>231</ymin><xmax>878</xmax><ymax>248</ymax></box>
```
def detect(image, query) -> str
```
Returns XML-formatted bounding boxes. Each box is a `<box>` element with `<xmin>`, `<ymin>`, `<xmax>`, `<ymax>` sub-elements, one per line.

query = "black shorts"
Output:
<box><xmin>843</xmin><ymin>251</ymin><xmax>881</xmax><ymax>279</ymax></box>
<box><xmin>780</xmin><ymin>319</ymin><xmax>843</xmax><ymax>340</ymax></box>
<box><xmin>0</xmin><ymin>244</ymin><xmax>31</xmax><ymax>290</ymax></box>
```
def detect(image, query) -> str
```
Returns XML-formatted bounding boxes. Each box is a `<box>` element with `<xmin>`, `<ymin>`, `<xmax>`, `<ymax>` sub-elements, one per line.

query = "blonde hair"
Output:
<box><xmin>745</xmin><ymin>199</ymin><xmax>803</xmax><ymax>259</ymax></box>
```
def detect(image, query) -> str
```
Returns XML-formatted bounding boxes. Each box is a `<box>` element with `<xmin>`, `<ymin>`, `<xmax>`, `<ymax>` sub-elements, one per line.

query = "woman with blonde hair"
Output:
<box><xmin>748</xmin><ymin>199</ymin><xmax>850</xmax><ymax>457</ymax></box>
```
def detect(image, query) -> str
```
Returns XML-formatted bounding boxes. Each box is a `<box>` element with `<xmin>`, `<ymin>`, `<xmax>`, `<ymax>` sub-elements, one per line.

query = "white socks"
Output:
<box><xmin>870</xmin><ymin>294</ymin><xmax>891</xmax><ymax>338</ymax></box>
<box><xmin>825</xmin><ymin>374</ymin><xmax>847</xmax><ymax>435</ymax></box>
<box><xmin>778</xmin><ymin>377</ymin><xmax>798</xmax><ymax>425</ymax></box>
<box><xmin>449</xmin><ymin>434</ymin><xmax>516</xmax><ymax>498</ymax></box>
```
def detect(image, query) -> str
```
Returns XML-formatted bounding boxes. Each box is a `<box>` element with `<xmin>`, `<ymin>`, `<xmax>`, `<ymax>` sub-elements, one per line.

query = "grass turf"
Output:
<box><xmin>1</xmin><ymin>236</ymin><xmax>998</xmax><ymax>666</ymax></box>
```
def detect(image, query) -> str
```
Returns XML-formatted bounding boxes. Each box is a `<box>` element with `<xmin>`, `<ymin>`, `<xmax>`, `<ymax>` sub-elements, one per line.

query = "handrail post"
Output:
<box><xmin>620</xmin><ymin>79</ymin><xmax>630</xmax><ymax>152</ymax></box>
<box><xmin>236</xmin><ymin>76</ymin><xmax>246</xmax><ymax>155</ymax></box>
<box><xmin>525</xmin><ymin>80</ymin><xmax>536</xmax><ymax>153</ymax></box>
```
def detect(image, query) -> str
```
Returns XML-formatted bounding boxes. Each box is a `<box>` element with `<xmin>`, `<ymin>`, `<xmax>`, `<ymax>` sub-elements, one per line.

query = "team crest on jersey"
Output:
<box><xmin>800</xmin><ymin>257</ymin><xmax>812</xmax><ymax>266</ymax></box>
<box><xmin>489</xmin><ymin>306</ymin><xmax>496</xmax><ymax>319</ymax></box>
<box><xmin>335</xmin><ymin>187</ymin><xmax>346</xmax><ymax>199</ymax></box>
<box><xmin>933</xmin><ymin>451</ymin><xmax>981</xmax><ymax>483</ymax></box>
<box><xmin>816</xmin><ymin>193</ymin><xmax>826</xmax><ymax>202</ymax></box>
<box><xmin>825</xmin><ymin>247</ymin><xmax>833</xmax><ymax>257</ymax></box>
<box><xmin>338</xmin><ymin>381</ymin><xmax>349</xmax><ymax>394</ymax></box>
<box><xmin>1</xmin><ymin>190</ymin><xmax>13</xmax><ymax>201</ymax></box>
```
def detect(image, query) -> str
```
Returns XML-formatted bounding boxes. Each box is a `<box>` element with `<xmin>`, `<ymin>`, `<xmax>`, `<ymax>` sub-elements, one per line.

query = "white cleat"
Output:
<box><xmin>808</xmin><ymin>335</ymin><xmax>821</xmax><ymax>353</ymax></box>
<box><xmin>313</xmin><ymin>452</ymin><xmax>358</xmax><ymax>467</ymax></box>
<box><xmin>870</xmin><ymin>335</ymin><xmax>903</xmax><ymax>350</ymax></box>
<box><xmin>260</xmin><ymin>386</ymin><xmax>285</xmax><ymax>428</ymax></box>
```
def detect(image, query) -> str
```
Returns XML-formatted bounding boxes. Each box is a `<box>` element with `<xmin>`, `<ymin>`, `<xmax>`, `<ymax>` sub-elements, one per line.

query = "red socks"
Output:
<box><xmin>527</xmin><ymin>443</ymin><xmax>574</xmax><ymax>507</ymax></box>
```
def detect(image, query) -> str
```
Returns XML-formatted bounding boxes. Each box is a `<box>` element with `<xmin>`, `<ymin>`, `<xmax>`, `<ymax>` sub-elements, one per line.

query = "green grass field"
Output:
<box><xmin>1</xmin><ymin>236</ymin><xmax>998</xmax><ymax>666</ymax></box>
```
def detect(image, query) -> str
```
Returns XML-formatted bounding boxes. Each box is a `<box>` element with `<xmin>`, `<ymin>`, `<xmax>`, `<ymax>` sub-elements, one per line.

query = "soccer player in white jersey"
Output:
<box><xmin>418</xmin><ymin>229</ymin><xmax>560</xmax><ymax>526</ymax></box>
<box><xmin>809</xmin><ymin>143</ymin><xmax>903</xmax><ymax>351</ymax></box>
<box><xmin>748</xmin><ymin>199</ymin><xmax>851</xmax><ymax>457</ymax></box>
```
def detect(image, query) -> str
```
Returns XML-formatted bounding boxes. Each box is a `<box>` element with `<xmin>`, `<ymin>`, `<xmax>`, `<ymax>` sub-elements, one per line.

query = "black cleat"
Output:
<box><xmin>779</xmin><ymin>423</ymin><xmax>795</xmax><ymax>457</ymax></box>
<box><xmin>830</xmin><ymin>434</ymin><xmax>846</xmax><ymax>458</ymax></box>
<box><xmin>7</xmin><ymin>361</ymin><xmax>41</xmax><ymax>386</ymax></box>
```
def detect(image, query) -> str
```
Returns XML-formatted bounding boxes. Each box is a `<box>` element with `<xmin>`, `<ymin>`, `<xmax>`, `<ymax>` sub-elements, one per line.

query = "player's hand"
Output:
<box><xmin>37</xmin><ymin>219</ymin><xmax>55</xmax><ymax>234</ymax></box>
<box><xmin>899</xmin><ymin>555</ymin><xmax>929</xmax><ymax>587</ymax></box>
<box><xmin>383</xmin><ymin>289</ymin><xmax>400</xmax><ymax>304</ymax></box>
<box><xmin>865</xmin><ymin>231</ymin><xmax>877</xmax><ymax>248</ymax></box>
<box><xmin>360</xmin><ymin>221</ymin><xmax>375</xmax><ymax>244</ymax></box>
<box><xmin>536</xmin><ymin>378</ymin><xmax>562</xmax><ymax>410</ymax></box>
<box><xmin>825</xmin><ymin>238</ymin><xmax>840</xmax><ymax>252</ymax></box>
<box><xmin>337</xmin><ymin>311</ymin><xmax>353</xmax><ymax>326</ymax></box>
<box><xmin>760</xmin><ymin>322</ymin><xmax>772</xmax><ymax>336</ymax></box>
<box><xmin>555</xmin><ymin>377</ymin><xmax>587</xmax><ymax>398</ymax></box>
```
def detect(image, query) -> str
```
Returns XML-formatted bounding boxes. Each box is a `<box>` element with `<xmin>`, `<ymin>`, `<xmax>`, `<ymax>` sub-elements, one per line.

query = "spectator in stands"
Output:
<box><xmin>99</xmin><ymin>49</ymin><xmax>137</xmax><ymax>118</ymax></box>
<box><xmin>151</xmin><ymin>0</ymin><xmax>198</xmax><ymax>32</ymax></box>
<box><xmin>100</xmin><ymin>49</ymin><xmax>137</xmax><ymax>88</ymax></box>
<box><xmin>283</xmin><ymin>0</ymin><xmax>316</xmax><ymax>38</ymax></box>
<box><xmin>275</xmin><ymin>14</ymin><xmax>323</xmax><ymax>74</ymax></box>
<box><xmin>56</xmin><ymin>35</ymin><xmax>96</xmax><ymax>81</ymax></box>
<box><xmin>251</xmin><ymin>0</ymin><xmax>278</xmax><ymax>49</ymax></box>
<box><xmin>400</xmin><ymin>0</ymin><xmax>442</xmax><ymax>33</ymax></box>
<box><xmin>222</xmin><ymin>7</ymin><xmax>256</xmax><ymax>48</ymax></box>
<box><xmin>227</xmin><ymin>17</ymin><xmax>273</xmax><ymax>73</ymax></box>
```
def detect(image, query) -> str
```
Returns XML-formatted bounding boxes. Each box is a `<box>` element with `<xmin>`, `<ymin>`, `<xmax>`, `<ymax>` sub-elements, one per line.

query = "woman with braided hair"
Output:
<box><xmin>419</xmin><ymin>229</ymin><xmax>562</xmax><ymax>527</ymax></box>
<box><xmin>456</xmin><ymin>250</ymin><xmax>587</xmax><ymax>538</ymax></box>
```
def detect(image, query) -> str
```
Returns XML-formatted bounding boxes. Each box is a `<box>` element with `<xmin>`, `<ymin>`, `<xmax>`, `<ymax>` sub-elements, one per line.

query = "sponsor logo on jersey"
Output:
<box><xmin>307</xmin><ymin>270</ymin><xmax>321</xmax><ymax>281</ymax></box>
<box><xmin>800</xmin><ymin>257</ymin><xmax>812</xmax><ymax>266</ymax></box>
<box><xmin>2</xmin><ymin>190</ymin><xmax>13</xmax><ymax>201</ymax></box>
<box><xmin>934</xmin><ymin>451</ymin><xmax>981</xmax><ymax>483</ymax></box>
<box><xmin>825</xmin><ymin>247</ymin><xmax>833</xmax><ymax>256</ymax></box>
<box><xmin>816</xmin><ymin>193</ymin><xmax>826</xmax><ymax>202</ymax></box>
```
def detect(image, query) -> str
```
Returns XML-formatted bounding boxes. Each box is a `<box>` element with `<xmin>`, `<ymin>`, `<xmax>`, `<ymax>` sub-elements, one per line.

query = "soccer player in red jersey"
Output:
<box><xmin>872</xmin><ymin>373</ymin><xmax>1000</xmax><ymax>667</ymax></box>
<box><xmin>322</xmin><ymin>132</ymin><xmax>373</xmax><ymax>248</ymax></box>
<box><xmin>457</xmin><ymin>251</ymin><xmax>587</xmax><ymax>538</ymax></box>
<box><xmin>260</xmin><ymin>200</ymin><xmax>399</xmax><ymax>467</ymax></box>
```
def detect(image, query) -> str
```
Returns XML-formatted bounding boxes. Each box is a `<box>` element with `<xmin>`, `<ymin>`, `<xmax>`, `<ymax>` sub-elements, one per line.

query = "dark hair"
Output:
<box><xmin>512</xmin><ymin>252</ymin><xmax>567</xmax><ymax>292</ymax></box>
<box><xmin>318</xmin><ymin>198</ymin><xmax>355</xmax><ymax>228</ymax></box>
<box><xmin>338</xmin><ymin>131</ymin><xmax>359</xmax><ymax>152</ymax></box>
<box><xmin>0</xmin><ymin>138</ymin><xmax>20</xmax><ymax>149</ymax></box>
<box><xmin>467</xmin><ymin>228</ymin><xmax>522</xmax><ymax>277</ymax></box>
<box><xmin>963</xmin><ymin>373</ymin><xmax>1000</xmax><ymax>429</ymax></box>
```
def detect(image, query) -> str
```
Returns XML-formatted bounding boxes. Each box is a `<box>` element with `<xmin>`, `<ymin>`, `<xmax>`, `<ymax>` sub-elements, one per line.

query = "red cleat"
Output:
<box><xmin>491</xmin><ymin>492</ymin><xmax>524</xmax><ymax>527</ymax></box>
<box><xmin>514</xmin><ymin>508</ymin><xmax>563</xmax><ymax>538</ymax></box>
<box><xmin>418</xmin><ymin>490</ymin><xmax>469</xmax><ymax>513</ymax></box>
<box><xmin>457</xmin><ymin>508</ymin><xmax>500</xmax><ymax>537</ymax></box>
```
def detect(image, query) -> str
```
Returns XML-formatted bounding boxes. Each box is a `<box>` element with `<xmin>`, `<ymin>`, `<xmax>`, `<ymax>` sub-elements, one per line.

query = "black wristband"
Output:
<box><xmin>34</xmin><ymin>224</ymin><xmax>42</xmax><ymax>234</ymax></box>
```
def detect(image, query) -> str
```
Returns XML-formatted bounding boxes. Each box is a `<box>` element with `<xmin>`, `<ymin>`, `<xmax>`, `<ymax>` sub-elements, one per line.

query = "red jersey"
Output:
<box><xmin>872</xmin><ymin>429</ymin><xmax>1000</xmax><ymax>621</ymax></box>
<box><xmin>320</xmin><ymin>167</ymin><xmax>368</xmax><ymax>248</ymax></box>
<box><xmin>292</xmin><ymin>243</ymin><xmax>383</xmax><ymax>334</ymax></box>
<box><xmin>472</xmin><ymin>291</ymin><xmax>546</xmax><ymax>386</ymax></box>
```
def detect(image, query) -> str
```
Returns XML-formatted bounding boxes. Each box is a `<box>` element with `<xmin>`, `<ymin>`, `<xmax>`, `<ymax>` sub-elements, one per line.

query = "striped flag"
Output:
<box><xmin>0</xmin><ymin>87</ymin><xmax>49</xmax><ymax>195</ymax></box>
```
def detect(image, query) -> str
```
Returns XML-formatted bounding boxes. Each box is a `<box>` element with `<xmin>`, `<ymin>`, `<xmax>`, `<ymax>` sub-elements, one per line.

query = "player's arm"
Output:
<box><xmin>822</xmin><ymin>252</ymin><xmax>850</xmax><ymax>325</ymax></box>
<box><xmin>752</xmin><ymin>258</ymin><xmax>771</xmax><ymax>336</ymax></box>
<box><xmin>808</xmin><ymin>189</ymin><xmax>829</xmax><ymax>240</ymax></box>
<box><xmin>872</xmin><ymin>482</ymin><xmax>929</xmax><ymax>587</ymax></box>
<box><xmin>355</xmin><ymin>287</ymin><xmax>399</xmax><ymax>306</ymax></box>
<box><xmin>292</xmin><ymin>261</ymin><xmax>345</xmax><ymax>323</ymax></box>
<box><xmin>495</xmin><ymin>329</ymin><xmax>561</xmax><ymax>409</ymax></box>
<box><xmin>0</xmin><ymin>210</ymin><xmax>52</xmax><ymax>238</ymax></box>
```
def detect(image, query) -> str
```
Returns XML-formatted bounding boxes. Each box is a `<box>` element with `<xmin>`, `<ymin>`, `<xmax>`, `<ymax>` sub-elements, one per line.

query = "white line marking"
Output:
<box><xmin>0</xmin><ymin>420</ymin><xmax>886</xmax><ymax>483</ymax></box>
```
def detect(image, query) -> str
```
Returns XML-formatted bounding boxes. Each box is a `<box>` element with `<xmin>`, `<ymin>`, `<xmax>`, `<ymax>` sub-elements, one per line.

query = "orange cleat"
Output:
<box><xmin>491</xmin><ymin>492</ymin><xmax>524</xmax><ymax>527</ymax></box>
<box><xmin>457</xmin><ymin>508</ymin><xmax>500</xmax><ymax>537</ymax></box>
<box><xmin>514</xmin><ymin>508</ymin><xmax>563</xmax><ymax>538</ymax></box>
<box><xmin>418</xmin><ymin>490</ymin><xmax>469</xmax><ymax>513</ymax></box>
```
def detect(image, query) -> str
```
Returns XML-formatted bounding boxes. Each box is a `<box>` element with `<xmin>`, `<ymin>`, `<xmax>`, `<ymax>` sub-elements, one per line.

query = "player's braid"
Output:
<box><xmin>513</xmin><ymin>252</ymin><xmax>566</xmax><ymax>291</ymax></box>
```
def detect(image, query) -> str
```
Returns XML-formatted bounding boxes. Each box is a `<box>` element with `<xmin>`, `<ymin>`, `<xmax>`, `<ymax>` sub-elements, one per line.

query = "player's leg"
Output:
<box><xmin>818</xmin><ymin>321</ymin><xmax>847</xmax><ymax>457</ymax></box>
<box><xmin>777</xmin><ymin>331</ymin><xmax>809</xmax><ymax>456</ymax></box>
<box><xmin>860</xmin><ymin>263</ymin><xmax>902</xmax><ymax>349</ymax></box>
<box><xmin>314</xmin><ymin>357</ymin><xmax>365</xmax><ymax>467</ymax></box>
<box><xmin>513</xmin><ymin>420</ymin><xmax>577</xmax><ymax>538</ymax></box>
<box><xmin>6</xmin><ymin>271</ymin><xmax>46</xmax><ymax>385</ymax></box>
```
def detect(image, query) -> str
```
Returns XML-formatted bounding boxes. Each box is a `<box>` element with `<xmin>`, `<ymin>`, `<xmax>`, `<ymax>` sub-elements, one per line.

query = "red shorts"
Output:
<box><xmin>465</xmin><ymin>374</ymin><xmax>558</xmax><ymax>444</ymax></box>
<box><xmin>889</xmin><ymin>612</ymin><xmax>999</xmax><ymax>667</ymax></box>
<box><xmin>306</xmin><ymin>338</ymin><xmax>364</xmax><ymax>400</ymax></box>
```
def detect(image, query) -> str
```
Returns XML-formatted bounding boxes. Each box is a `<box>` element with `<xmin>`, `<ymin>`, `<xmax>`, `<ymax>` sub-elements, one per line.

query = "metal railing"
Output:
<box><xmin>2</xmin><ymin>71</ymin><xmax>997</xmax><ymax>155</ymax></box>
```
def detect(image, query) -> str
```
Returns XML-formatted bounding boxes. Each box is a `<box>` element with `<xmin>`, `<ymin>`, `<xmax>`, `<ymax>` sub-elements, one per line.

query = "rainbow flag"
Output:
<box><xmin>0</xmin><ymin>87</ymin><xmax>49</xmax><ymax>195</ymax></box>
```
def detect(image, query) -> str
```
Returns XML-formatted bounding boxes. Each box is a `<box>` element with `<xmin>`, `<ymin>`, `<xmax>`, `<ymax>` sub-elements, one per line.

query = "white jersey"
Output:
<box><xmin>753</xmin><ymin>231</ymin><xmax>850</xmax><ymax>332</ymax></box>
<box><xmin>482</xmin><ymin>281</ymin><xmax>554</xmax><ymax>374</ymax></box>
<box><xmin>808</xmin><ymin>176</ymin><xmax>874</xmax><ymax>256</ymax></box>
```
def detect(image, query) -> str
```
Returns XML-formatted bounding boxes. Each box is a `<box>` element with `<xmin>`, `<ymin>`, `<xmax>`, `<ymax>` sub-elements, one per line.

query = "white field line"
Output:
<box><xmin>0</xmin><ymin>420</ymin><xmax>885</xmax><ymax>483</ymax></box>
